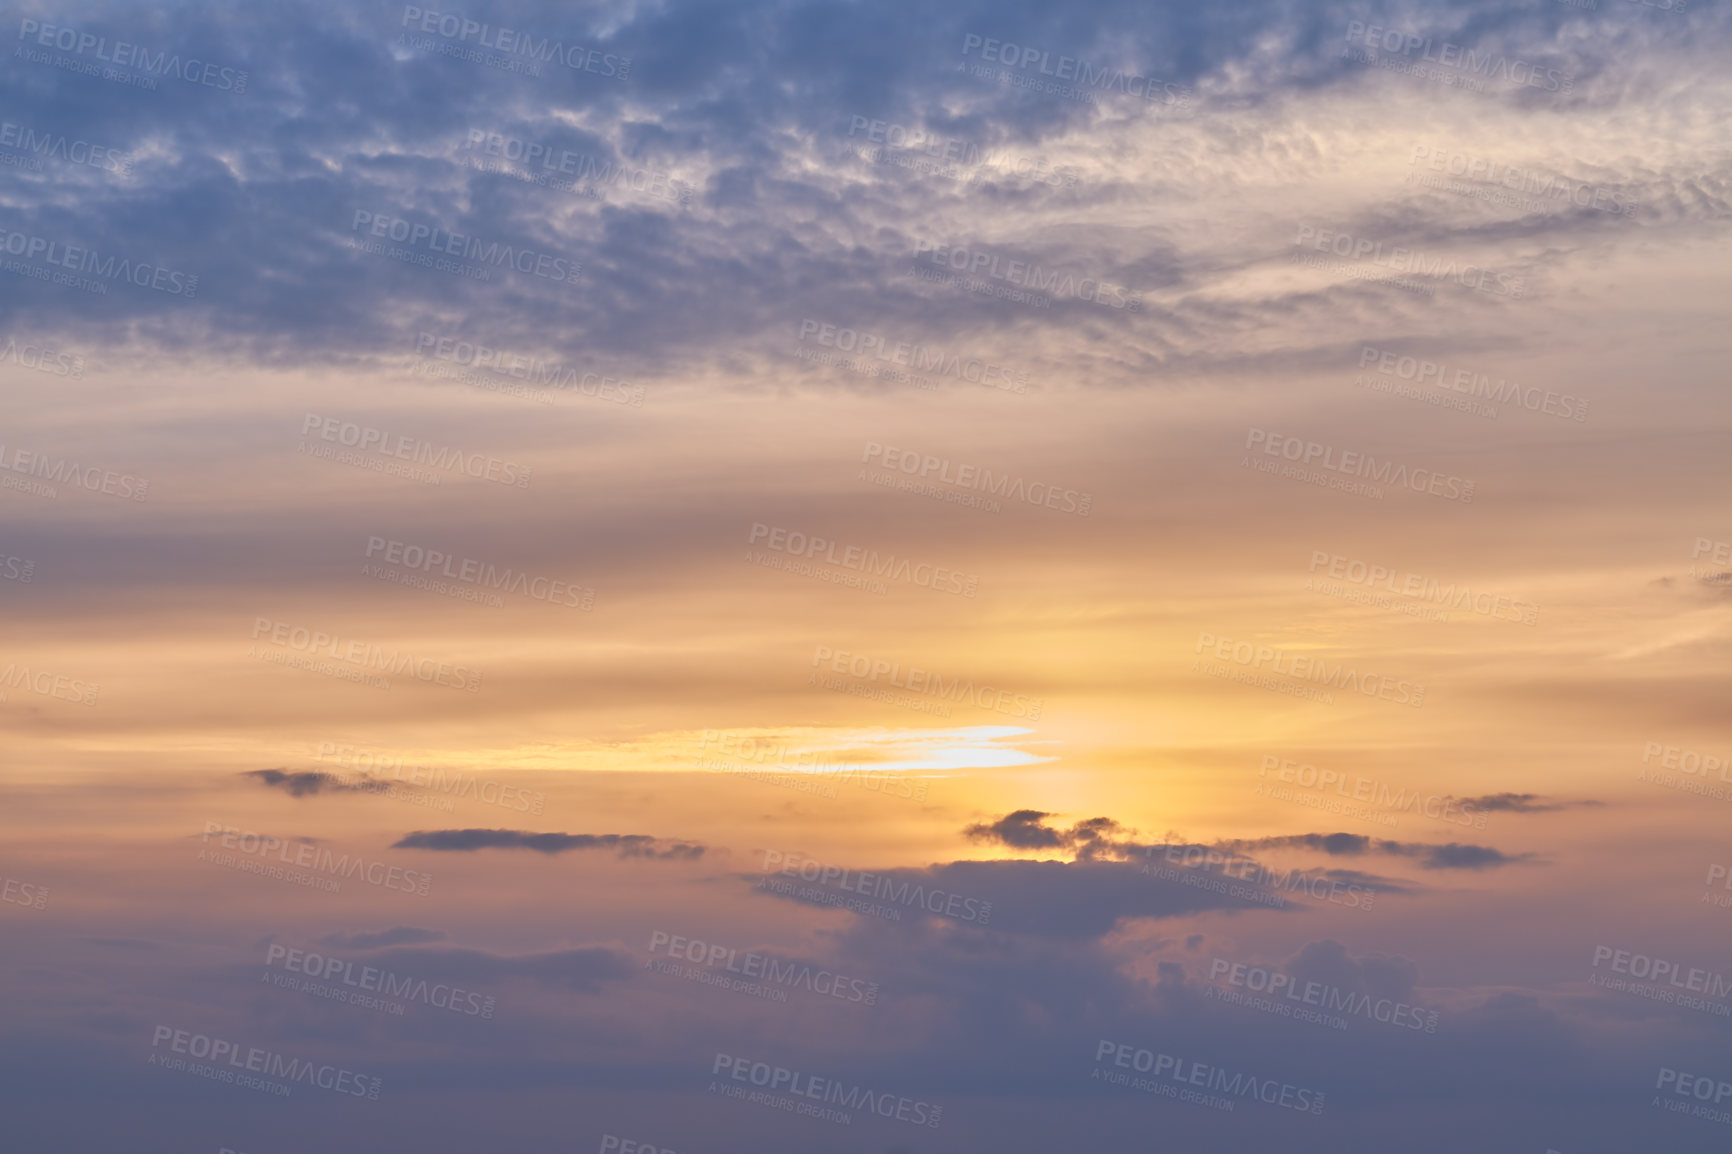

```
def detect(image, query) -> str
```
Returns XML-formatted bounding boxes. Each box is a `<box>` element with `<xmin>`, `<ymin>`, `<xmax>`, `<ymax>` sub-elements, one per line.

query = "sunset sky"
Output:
<box><xmin>2</xmin><ymin>0</ymin><xmax>1730</xmax><ymax>1151</ymax></box>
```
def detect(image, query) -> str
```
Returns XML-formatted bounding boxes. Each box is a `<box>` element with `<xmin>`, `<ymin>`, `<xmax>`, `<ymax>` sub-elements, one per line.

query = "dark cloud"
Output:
<box><xmin>965</xmin><ymin>810</ymin><xmax>1127</xmax><ymax>859</ymax></box>
<box><xmin>966</xmin><ymin>809</ymin><xmax>1066</xmax><ymax>849</ymax></box>
<box><xmin>1235</xmin><ymin>832</ymin><xmax>1379</xmax><ymax>856</ymax></box>
<box><xmin>1418</xmin><ymin>843</ymin><xmax>1527</xmax><ymax>870</ymax></box>
<box><xmin>243</xmin><ymin>768</ymin><xmax>383</xmax><ymax>797</ymax></box>
<box><xmin>721</xmin><ymin>876</ymin><xmax>1656</xmax><ymax>1136</ymax></box>
<box><xmin>751</xmin><ymin>856</ymin><xmax>1324</xmax><ymax>940</ymax></box>
<box><xmin>1458</xmin><ymin>792</ymin><xmax>1601</xmax><ymax>813</ymax></box>
<box><xmin>1194</xmin><ymin>938</ymin><xmax>1424</xmax><ymax>1007</ymax></box>
<box><xmin>966</xmin><ymin>812</ymin><xmax>1514</xmax><ymax>874</ymax></box>
<box><xmin>393</xmin><ymin>828</ymin><xmax>705</xmax><ymax>859</ymax></box>
<box><xmin>1225</xmin><ymin>833</ymin><xmax>1535</xmax><ymax>870</ymax></box>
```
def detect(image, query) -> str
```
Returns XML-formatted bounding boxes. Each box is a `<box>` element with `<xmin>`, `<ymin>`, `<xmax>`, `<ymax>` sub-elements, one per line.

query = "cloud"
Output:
<box><xmin>358</xmin><ymin>945</ymin><xmax>637</xmax><ymax>993</ymax></box>
<box><xmin>966</xmin><ymin>808</ymin><xmax>1067</xmax><ymax>849</ymax></box>
<box><xmin>392</xmin><ymin>828</ymin><xmax>705</xmax><ymax>859</ymax></box>
<box><xmin>752</xmin><ymin>856</ymin><xmax>1321</xmax><ymax>940</ymax></box>
<box><xmin>314</xmin><ymin>926</ymin><xmax>446</xmax><ymax>950</ymax></box>
<box><xmin>3</xmin><ymin>0</ymin><xmax>1710</xmax><ymax>390</ymax></box>
<box><xmin>1194</xmin><ymin>938</ymin><xmax>1425</xmax><ymax>1008</ymax></box>
<box><xmin>963</xmin><ymin>811</ymin><xmax>1510</xmax><ymax>874</ymax></box>
<box><xmin>1223</xmin><ymin>833</ymin><xmax>1535</xmax><ymax>870</ymax></box>
<box><xmin>243</xmin><ymin>768</ymin><xmax>383</xmax><ymax>797</ymax></box>
<box><xmin>964</xmin><ymin>810</ymin><xmax>1127</xmax><ymax>859</ymax></box>
<box><xmin>1457</xmin><ymin>792</ymin><xmax>1601</xmax><ymax>813</ymax></box>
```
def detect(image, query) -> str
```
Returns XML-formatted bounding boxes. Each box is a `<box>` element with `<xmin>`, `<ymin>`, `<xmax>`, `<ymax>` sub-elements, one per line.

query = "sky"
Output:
<box><xmin>1</xmin><ymin>0</ymin><xmax>1730</xmax><ymax>1151</ymax></box>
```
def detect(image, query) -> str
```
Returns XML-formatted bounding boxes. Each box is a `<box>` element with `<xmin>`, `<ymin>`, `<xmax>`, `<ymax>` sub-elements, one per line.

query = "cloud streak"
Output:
<box><xmin>393</xmin><ymin>828</ymin><xmax>705</xmax><ymax>858</ymax></box>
